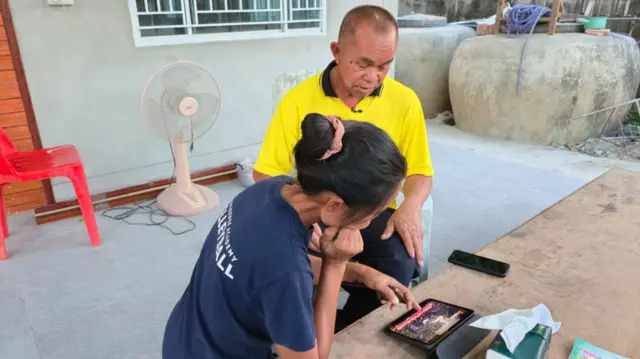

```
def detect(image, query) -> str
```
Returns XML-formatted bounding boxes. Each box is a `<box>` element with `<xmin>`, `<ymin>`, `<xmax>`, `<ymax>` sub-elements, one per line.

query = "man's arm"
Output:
<box><xmin>383</xmin><ymin>91</ymin><xmax>434</xmax><ymax>265</ymax></box>
<box><xmin>253</xmin><ymin>93</ymin><xmax>299</xmax><ymax>182</ymax></box>
<box><xmin>400</xmin><ymin>175</ymin><xmax>433</xmax><ymax>211</ymax></box>
<box><xmin>253</xmin><ymin>170</ymin><xmax>271</xmax><ymax>183</ymax></box>
<box><xmin>400</xmin><ymin>91</ymin><xmax>434</xmax><ymax>202</ymax></box>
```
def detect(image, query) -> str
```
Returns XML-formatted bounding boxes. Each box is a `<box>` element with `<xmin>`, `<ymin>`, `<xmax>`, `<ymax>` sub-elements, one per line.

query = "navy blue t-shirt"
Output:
<box><xmin>163</xmin><ymin>176</ymin><xmax>316</xmax><ymax>359</ymax></box>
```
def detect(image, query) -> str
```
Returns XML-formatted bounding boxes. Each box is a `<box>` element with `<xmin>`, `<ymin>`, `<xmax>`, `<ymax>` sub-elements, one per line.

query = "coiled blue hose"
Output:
<box><xmin>504</xmin><ymin>4</ymin><xmax>552</xmax><ymax>95</ymax></box>
<box><xmin>506</xmin><ymin>4</ymin><xmax>551</xmax><ymax>36</ymax></box>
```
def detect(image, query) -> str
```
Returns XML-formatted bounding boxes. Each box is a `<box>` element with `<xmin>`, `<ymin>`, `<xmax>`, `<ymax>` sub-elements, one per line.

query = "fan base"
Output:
<box><xmin>157</xmin><ymin>184</ymin><xmax>220</xmax><ymax>217</ymax></box>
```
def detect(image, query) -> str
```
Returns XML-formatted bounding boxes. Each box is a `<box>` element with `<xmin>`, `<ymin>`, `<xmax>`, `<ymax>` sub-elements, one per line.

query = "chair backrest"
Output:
<box><xmin>272</xmin><ymin>70</ymin><xmax>317</xmax><ymax>113</ymax></box>
<box><xmin>0</xmin><ymin>128</ymin><xmax>17</xmax><ymax>177</ymax></box>
<box><xmin>0</xmin><ymin>128</ymin><xmax>16</xmax><ymax>155</ymax></box>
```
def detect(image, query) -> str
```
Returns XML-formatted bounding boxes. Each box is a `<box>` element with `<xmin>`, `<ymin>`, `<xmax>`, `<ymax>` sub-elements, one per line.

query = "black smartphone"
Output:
<box><xmin>447</xmin><ymin>250</ymin><xmax>510</xmax><ymax>277</ymax></box>
<box><xmin>385</xmin><ymin>298</ymin><xmax>475</xmax><ymax>350</ymax></box>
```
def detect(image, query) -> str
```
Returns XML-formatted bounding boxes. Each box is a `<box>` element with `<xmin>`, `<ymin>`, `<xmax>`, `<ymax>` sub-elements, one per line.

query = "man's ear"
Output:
<box><xmin>330</xmin><ymin>42</ymin><xmax>340</xmax><ymax>62</ymax></box>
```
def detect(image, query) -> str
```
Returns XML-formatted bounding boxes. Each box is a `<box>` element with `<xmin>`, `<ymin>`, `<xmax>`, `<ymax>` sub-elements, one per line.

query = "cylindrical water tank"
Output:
<box><xmin>396</xmin><ymin>25</ymin><xmax>476</xmax><ymax>118</ymax></box>
<box><xmin>449</xmin><ymin>33</ymin><xmax>640</xmax><ymax>145</ymax></box>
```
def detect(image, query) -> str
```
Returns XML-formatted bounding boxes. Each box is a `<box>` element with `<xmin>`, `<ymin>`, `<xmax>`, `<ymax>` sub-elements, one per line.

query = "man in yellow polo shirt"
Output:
<box><xmin>254</xmin><ymin>5</ymin><xmax>434</xmax><ymax>328</ymax></box>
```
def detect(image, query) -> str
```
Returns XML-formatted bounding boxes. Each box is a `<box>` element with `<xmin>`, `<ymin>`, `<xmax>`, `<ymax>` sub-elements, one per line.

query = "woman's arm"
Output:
<box><xmin>309</xmin><ymin>255</ymin><xmax>364</xmax><ymax>285</ymax></box>
<box><xmin>275</xmin><ymin>261</ymin><xmax>350</xmax><ymax>359</ymax></box>
<box><xmin>274</xmin><ymin>344</ymin><xmax>319</xmax><ymax>359</ymax></box>
<box><xmin>312</xmin><ymin>260</ymin><xmax>347</xmax><ymax>359</ymax></box>
<box><xmin>310</xmin><ymin>255</ymin><xmax>421</xmax><ymax>311</ymax></box>
<box><xmin>272</xmin><ymin>228</ymin><xmax>363</xmax><ymax>359</ymax></box>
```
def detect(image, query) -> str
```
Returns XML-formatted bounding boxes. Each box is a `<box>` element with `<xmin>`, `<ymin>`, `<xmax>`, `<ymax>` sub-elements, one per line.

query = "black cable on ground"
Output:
<box><xmin>101</xmin><ymin>199</ymin><xmax>196</xmax><ymax>236</ymax></box>
<box><xmin>101</xmin><ymin>142</ymin><xmax>198</xmax><ymax>236</ymax></box>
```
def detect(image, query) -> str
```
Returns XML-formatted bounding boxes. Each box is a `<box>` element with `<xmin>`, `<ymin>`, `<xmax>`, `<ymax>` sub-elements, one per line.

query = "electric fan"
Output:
<box><xmin>141</xmin><ymin>61</ymin><xmax>221</xmax><ymax>216</ymax></box>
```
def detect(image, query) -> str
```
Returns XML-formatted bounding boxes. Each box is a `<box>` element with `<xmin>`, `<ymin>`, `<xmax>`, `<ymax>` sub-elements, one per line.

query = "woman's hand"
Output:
<box><xmin>309</xmin><ymin>223</ymin><xmax>322</xmax><ymax>252</ymax></box>
<box><xmin>359</xmin><ymin>266</ymin><xmax>420</xmax><ymax>311</ymax></box>
<box><xmin>320</xmin><ymin>227</ymin><xmax>363</xmax><ymax>264</ymax></box>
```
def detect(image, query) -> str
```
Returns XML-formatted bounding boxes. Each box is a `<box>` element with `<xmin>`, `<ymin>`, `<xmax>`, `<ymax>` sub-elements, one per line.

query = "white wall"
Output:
<box><xmin>9</xmin><ymin>0</ymin><xmax>398</xmax><ymax>201</ymax></box>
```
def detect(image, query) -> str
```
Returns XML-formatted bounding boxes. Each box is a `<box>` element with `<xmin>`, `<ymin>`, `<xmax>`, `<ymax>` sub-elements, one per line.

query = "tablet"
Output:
<box><xmin>385</xmin><ymin>298</ymin><xmax>475</xmax><ymax>350</ymax></box>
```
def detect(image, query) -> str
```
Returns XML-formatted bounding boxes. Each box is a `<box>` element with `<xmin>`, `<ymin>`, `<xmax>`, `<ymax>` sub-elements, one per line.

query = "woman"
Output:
<box><xmin>163</xmin><ymin>113</ymin><xmax>420</xmax><ymax>359</ymax></box>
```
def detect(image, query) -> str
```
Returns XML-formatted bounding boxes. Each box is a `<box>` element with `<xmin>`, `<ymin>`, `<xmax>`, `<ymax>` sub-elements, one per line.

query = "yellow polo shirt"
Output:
<box><xmin>255</xmin><ymin>61</ymin><xmax>434</xmax><ymax>208</ymax></box>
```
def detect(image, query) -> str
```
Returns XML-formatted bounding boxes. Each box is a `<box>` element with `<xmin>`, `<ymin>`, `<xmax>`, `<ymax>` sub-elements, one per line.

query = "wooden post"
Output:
<box><xmin>493</xmin><ymin>0</ymin><xmax>505</xmax><ymax>34</ymax></box>
<box><xmin>547</xmin><ymin>0</ymin><xmax>561</xmax><ymax>34</ymax></box>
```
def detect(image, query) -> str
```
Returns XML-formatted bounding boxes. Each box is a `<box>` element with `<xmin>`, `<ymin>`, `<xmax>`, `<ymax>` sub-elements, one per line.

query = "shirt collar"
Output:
<box><xmin>320</xmin><ymin>60</ymin><xmax>383</xmax><ymax>98</ymax></box>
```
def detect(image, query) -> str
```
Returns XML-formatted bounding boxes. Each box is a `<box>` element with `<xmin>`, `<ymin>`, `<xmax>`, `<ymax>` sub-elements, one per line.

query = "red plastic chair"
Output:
<box><xmin>0</xmin><ymin>129</ymin><xmax>101</xmax><ymax>259</ymax></box>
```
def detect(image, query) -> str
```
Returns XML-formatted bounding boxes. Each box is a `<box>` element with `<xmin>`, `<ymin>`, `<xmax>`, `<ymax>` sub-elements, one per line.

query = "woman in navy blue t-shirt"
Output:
<box><xmin>163</xmin><ymin>113</ymin><xmax>420</xmax><ymax>359</ymax></box>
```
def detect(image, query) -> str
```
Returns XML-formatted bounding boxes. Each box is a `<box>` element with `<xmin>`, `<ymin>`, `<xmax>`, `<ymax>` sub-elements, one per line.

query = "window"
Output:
<box><xmin>128</xmin><ymin>0</ymin><xmax>326</xmax><ymax>47</ymax></box>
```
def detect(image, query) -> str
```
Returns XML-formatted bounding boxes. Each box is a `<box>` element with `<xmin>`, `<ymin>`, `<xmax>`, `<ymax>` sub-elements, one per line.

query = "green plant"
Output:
<box><xmin>625</xmin><ymin>103</ymin><xmax>640</xmax><ymax>126</ymax></box>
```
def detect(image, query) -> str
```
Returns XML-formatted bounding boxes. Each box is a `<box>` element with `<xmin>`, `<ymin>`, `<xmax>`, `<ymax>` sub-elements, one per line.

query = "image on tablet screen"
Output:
<box><xmin>390</xmin><ymin>301</ymin><xmax>470</xmax><ymax>344</ymax></box>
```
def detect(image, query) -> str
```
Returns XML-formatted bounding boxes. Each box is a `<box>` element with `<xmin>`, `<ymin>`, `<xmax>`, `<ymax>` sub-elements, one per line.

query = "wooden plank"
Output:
<box><xmin>0</xmin><ymin>55</ymin><xmax>13</xmax><ymax>70</ymax></box>
<box><xmin>330</xmin><ymin>169</ymin><xmax>640</xmax><ymax>359</ymax></box>
<box><xmin>3</xmin><ymin>124</ymin><xmax>31</xmax><ymax>140</ymax></box>
<box><xmin>0</xmin><ymin>70</ymin><xmax>16</xmax><ymax>85</ymax></box>
<box><xmin>12</xmin><ymin>138</ymin><xmax>34</xmax><ymax>151</ymax></box>
<box><xmin>0</xmin><ymin>111</ymin><xmax>26</xmax><ymax>127</ymax></box>
<box><xmin>0</xmin><ymin>82</ymin><xmax>20</xmax><ymax>100</ymax></box>
<box><xmin>0</xmin><ymin>25</ymin><xmax>6</xmax><ymax>41</ymax></box>
<box><xmin>0</xmin><ymin>41</ymin><xmax>9</xmax><ymax>56</ymax></box>
<box><xmin>4</xmin><ymin>180</ymin><xmax>43</xmax><ymax>195</ymax></box>
<box><xmin>0</xmin><ymin>98</ymin><xmax>23</xmax><ymax>114</ymax></box>
<box><xmin>623</xmin><ymin>0</ymin><xmax>631</xmax><ymax>16</ymax></box>
<box><xmin>4</xmin><ymin>187</ymin><xmax>45</xmax><ymax>203</ymax></box>
<box><xmin>6</xmin><ymin>195</ymin><xmax>46</xmax><ymax>214</ymax></box>
<box><xmin>584</xmin><ymin>0</ymin><xmax>595</xmax><ymax>16</ymax></box>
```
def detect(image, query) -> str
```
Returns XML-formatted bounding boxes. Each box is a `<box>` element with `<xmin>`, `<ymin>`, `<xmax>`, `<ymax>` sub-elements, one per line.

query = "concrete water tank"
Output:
<box><xmin>396</xmin><ymin>25</ymin><xmax>476</xmax><ymax>118</ymax></box>
<box><xmin>449</xmin><ymin>33</ymin><xmax>640</xmax><ymax>145</ymax></box>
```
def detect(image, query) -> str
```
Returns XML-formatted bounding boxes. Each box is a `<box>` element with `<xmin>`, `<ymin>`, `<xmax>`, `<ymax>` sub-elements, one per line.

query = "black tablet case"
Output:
<box><xmin>426</xmin><ymin>314</ymin><xmax>491</xmax><ymax>359</ymax></box>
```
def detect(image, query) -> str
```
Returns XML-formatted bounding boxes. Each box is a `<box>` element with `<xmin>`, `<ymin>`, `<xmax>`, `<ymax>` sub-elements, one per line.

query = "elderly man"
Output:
<box><xmin>253</xmin><ymin>5</ymin><xmax>434</xmax><ymax>327</ymax></box>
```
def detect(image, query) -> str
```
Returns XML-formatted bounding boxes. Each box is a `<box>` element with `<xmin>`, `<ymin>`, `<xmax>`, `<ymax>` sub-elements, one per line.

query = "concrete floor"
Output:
<box><xmin>1</xmin><ymin>123</ymin><xmax>639</xmax><ymax>359</ymax></box>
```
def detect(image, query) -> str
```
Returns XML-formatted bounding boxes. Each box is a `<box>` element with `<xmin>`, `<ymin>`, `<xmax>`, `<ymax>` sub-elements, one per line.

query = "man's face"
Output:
<box><xmin>331</xmin><ymin>24</ymin><xmax>397</xmax><ymax>98</ymax></box>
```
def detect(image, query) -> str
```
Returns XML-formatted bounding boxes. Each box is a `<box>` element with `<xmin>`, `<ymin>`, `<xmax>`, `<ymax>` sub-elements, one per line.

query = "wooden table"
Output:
<box><xmin>330</xmin><ymin>169</ymin><xmax>640</xmax><ymax>359</ymax></box>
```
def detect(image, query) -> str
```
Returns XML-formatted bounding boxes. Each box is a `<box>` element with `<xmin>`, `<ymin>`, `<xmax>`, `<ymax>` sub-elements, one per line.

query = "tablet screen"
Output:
<box><xmin>389</xmin><ymin>299</ymin><xmax>474</xmax><ymax>346</ymax></box>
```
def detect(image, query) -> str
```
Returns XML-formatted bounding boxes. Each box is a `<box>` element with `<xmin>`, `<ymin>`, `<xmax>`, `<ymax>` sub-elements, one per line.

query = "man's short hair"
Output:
<box><xmin>338</xmin><ymin>5</ymin><xmax>398</xmax><ymax>42</ymax></box>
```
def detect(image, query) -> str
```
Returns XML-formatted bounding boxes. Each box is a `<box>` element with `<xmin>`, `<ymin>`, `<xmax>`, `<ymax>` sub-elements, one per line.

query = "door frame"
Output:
<box><xmin>0</xmin><ymin>0</ymin><xmax>55</xmax><ymax>206</ymax></box>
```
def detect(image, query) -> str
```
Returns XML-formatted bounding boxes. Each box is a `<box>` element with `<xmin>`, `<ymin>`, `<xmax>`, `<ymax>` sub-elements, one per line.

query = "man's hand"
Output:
<box><xmin>381</xmin><ymin>204</ymin><xmax>424</xmax><ymax>267</ymax></box>
<box><xmin>359</xmin><ymin>266</ymin><xmax>420</xmax><ymax>311</ymax></box>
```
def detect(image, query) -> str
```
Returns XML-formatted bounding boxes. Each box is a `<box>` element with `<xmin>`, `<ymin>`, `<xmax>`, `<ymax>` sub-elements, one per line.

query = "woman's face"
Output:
<box><xmin>319</xmin><ymin>186</ymin><xmax>400</xmax><ymax>230</ymax></box>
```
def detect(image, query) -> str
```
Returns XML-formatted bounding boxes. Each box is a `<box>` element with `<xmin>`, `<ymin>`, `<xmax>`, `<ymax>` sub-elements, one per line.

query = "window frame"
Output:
<box><xmin>127</xmin><ymin>0</ymin><xmax>327</xmax><ymax>47</ymax></box>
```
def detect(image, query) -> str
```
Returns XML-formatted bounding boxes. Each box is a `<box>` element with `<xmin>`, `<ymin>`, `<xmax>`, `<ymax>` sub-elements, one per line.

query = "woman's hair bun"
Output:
<box><xmin>294</xmin><ymin>113</ymin><xmax>336</xmax><ymax>165</ymax></box>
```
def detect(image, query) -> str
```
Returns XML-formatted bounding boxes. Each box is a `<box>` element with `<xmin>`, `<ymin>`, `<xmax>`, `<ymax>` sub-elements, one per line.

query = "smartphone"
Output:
<box><xmin>386</xmin><ymin>298</ymin><xmax>475</xmax><ymax>350</ymax></box>
<box><xmin>447</xmin><ymin>250</ymin><xmax>510</xmax><ymax>277</ymax></box>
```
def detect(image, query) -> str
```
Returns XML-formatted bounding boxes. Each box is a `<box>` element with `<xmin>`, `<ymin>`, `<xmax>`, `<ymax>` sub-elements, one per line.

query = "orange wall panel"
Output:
<box><xmin>0</xmin><ymin>82</ymin><xmax>20</xmax><ymax>100</ymax></box>
<box><xmin>0</xmin><ymin>70</ymin><xmax>17</xmax><ymax>85</ymax></box>
<box><xmin>0</xmin><ymin>18</ymin><xmax>48</xmax><ymax>213</ymax></box>
<box><xmin>0</xmin><ymin>111</ymin><xmax>27</xmax><ymax>127</ymax></box>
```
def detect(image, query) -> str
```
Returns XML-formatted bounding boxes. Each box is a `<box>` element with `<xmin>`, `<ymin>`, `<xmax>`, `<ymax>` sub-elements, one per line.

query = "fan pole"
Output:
<box><xmin>173</xmin><ymin>140</ymin><xmax>192</xmax><ymax>194</ymax></box>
